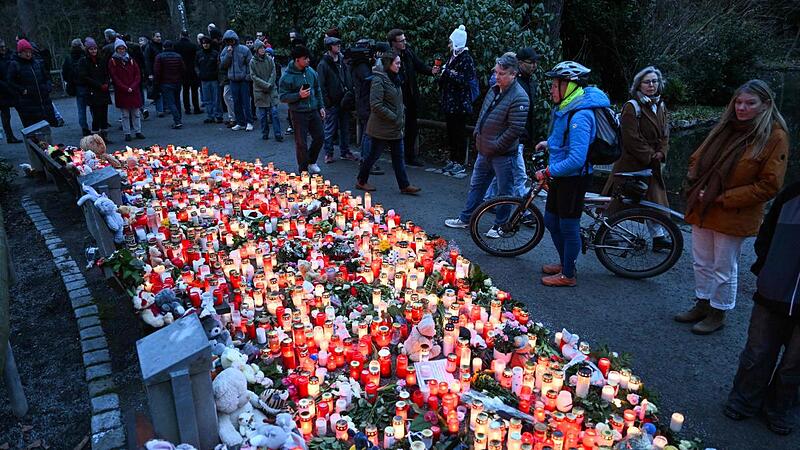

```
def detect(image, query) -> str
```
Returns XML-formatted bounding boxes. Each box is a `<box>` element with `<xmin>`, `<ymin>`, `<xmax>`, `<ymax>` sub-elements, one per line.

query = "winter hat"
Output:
<box><xmin>16</xmin><ymin>39</ymin><xmax>33</xmax><ymax>53</ymax></box>
<box><xmin>114</xmin><ymin>38</ymin><xmax>127</xmax><ymax>50</ymax></box>
<box><xmin>200</xmin><ymin>36</ymin><xmax>211</xmax><ymax>45</ymax></box>
<box><xmin>71</xmin><ymin>38</ymin><xmax>83</xmax><ymax>48</ymax></box>
<box><xmin>324</xmin><ymin>36</ymin><xmax>341</xmax><ymax>48</ymax></box>
<box><xmin>449</xmin><ymin>25</ymin><xmax>467</xmax><ymax>50</ymax></box>
<box><xmin>516</xmin><ymin>47</ymin><xmax>540</xmax><ymax>62</ymax></box>
<box><xmin>265</xmin><ymin>47</ymin><xmax>274</xmax><ymax>55</ymax></box>
<box><xmin>84</xmin><ymin>37</ymin><xmax>98</xmax><ymax>49</ymax></box>
<box><xmin>290</xmin><ymin>45</ymin><xmax>310</xmax><ymax>60</ymax></box>
<box><xmin>253</xmin><ymin>39</ymin><xmax>265</xmax><ymax>52</ymax></box>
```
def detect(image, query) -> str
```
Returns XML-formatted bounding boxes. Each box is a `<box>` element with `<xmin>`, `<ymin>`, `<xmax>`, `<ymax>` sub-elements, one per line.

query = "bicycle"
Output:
<box><xmin>469</xmin><ymin>151</ymin><xmax>685</xmax><ymax>279</ymax></box>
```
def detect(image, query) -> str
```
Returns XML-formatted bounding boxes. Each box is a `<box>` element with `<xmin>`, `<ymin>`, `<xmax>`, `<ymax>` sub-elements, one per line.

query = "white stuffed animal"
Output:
<box><xmin>221</xmin><ymin>347</ymin><xmax>248</xmax><ymax>370</ymax></box>
<box><xmin>250</xmin><ymin>412</ymin><xmax>308</xmax><ymax>450</ymax></box>
<box><xmin>76</xmin><ymin>184</ymin><xmax>125</xmax><ymax>244</ymax></box>
<box><xmin>403</xmin><ymin>314</ymin><xmax>442</xmax><ymax>362</ymax></box>
<box><xmin>213</xmin><ymin>367</ymin><xmax>268</xmax><ymax>447</ymax></box>
<box><xmin>133</xmin><ymin>288</ymin><xmax>172</xmax><ymax>328</ymax></box>
<box><xmin>238</xmin><ymin>411</ymin><xmax>259</xmax><ymax>440</ymax></box>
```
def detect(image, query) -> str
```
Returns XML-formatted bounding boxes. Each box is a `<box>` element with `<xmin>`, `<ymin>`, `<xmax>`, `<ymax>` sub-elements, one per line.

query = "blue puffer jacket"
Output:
<box><xmin>220</xmin><ymin>30</ymin><xmax>252</xmax><ymax>82</ymax></box>
<box><xmin>547</xmin><ymin>86</ymin><xmax>611</xmax><ymax>177</ymax></box>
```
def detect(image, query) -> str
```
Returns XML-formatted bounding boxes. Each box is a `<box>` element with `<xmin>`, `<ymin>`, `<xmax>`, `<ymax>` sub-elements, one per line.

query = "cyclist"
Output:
<box><xmin>534</xmin><ymin>61</ymin><xmax>611</xmax><ymax>287</ymax></box>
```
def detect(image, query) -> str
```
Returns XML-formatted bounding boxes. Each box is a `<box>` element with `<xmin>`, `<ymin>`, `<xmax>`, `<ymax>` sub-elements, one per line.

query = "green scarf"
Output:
<box><xmin>559</xmin><ymin>83</ymin><xmax>584</xmax><ymax>110</ymax></box>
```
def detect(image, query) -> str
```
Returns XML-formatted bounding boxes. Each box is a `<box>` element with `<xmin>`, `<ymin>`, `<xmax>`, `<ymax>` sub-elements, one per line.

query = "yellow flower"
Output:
<box><xmin>378</xmin><ymin>240</ymin><xmax>391</xmax><ymax>252</ymax></box>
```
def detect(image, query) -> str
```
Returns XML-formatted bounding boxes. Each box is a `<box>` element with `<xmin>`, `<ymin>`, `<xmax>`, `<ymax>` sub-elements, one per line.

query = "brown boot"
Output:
<box><xmin>355</xmin><ymin>181</ymin><xmax>376</xmax><ymax>191</ymax></box>
<box><xmin>541</xmin><ymin>273</ymin><xmax>577</xmax><ymax>287</ymax></box>
<box><xmin>674</xmin><ymin>299</ymin><xmax>710</xmax><ymax>323</ymax></box>
<box><xmin>691</xmin><ymin>307</ymin><xmax>725</xmax><ymax>335</ymax></box>
<box><xmin>541</xmin><ymin>263</ymin><xmax>562</xmax><ymax>275</ymax></box>
<box><xmin>400</xmin><ymin>185</ymin><xmax>421</xmax><ymax>195</ymax></box>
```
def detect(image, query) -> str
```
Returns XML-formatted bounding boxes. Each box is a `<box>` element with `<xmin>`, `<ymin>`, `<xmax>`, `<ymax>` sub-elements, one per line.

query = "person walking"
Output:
<box><xmin>438</xmin><ymin>25</ymin><xmax>476</xmax><ymax>177</ymax></box>
<box><xmin>355</xmin><ymin>50</ymin><xmax>421</xmax><ymax>195</ymax></box>
<box><xmin>144</xmin><ymin>32</ymin><xmax>164</xmax><ymax>117</ymax></box>
<box><xmin>318</xmin><ymin>36</ymin><xmax>358</xmax><ymax>163</ymax></box>
<box><xmin>153</xmin><ymin>40</ymin><xmax>185</xmax><ymax>129</ymax></box>
<box><xmin>197</xmin><ymin>36</ymin><xmax>222</xmax><ymax>123</ymax></box>
<box><xmin>175</xmin><ymin>29</ymin><xmax>201</xmax><ymax>115</ymax></box>
<box><xmin>108</xmin><ymin>39</ymin><xmax>144</xmax><ymax>142</ymax></box>
<box><xmin>601</xmin><ymin>66</ymin><xmax>670</xmax><ymax>248</ymax></box>
<box><xmin>388</xmin><ymin>28</ymin><xmax>440</xmax><ymax>167</ymax></box>
<box><xmin>723</xmin><ymin>180</ymin><xmax>800</xmax><ymax>436</ymax></box>
<box><xmin>249</xmin><ymin>40</ymin><xmax>282</xmax><ymax>141</ymax></box>
<box><xmin>351</xmin><ymin>39</ymin><xmax>386</xmax><ymax>175</ymax></box>
<box><xmin>220</xmin><ymin>30</ymin><xmax>254</xmax><ymax>131</ymax></box>
<box><xmin>533</xmin><ymin>61</ymin><xmax>611</xmax><ymax>287</ymax></box>
<box><xmin>78</xmin><ymin>38</ymin><xmax>113</xmax><ymax>143</ymax></box>
<box><xmin>677</xmin><ymin>79</ymin><xmax>790</xmax><ymax>334</ymax></box>
<box><xmin>444</xmin><ymin>53</ymin><xmax>529</xmax><ymax>233</ymax></box>
<box><xmin>0</xmin><ymin>39</ymin><xmax>22</xmax><ymax>143</ymax></box>
<box><xmin>279</xmin><ymin>45</ymin><xmax>325</xmax><ymax>174</ymax></box>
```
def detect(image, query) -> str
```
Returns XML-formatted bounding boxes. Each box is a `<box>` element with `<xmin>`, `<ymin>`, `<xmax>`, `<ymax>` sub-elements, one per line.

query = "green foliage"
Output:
<box><xmin>0</xmin><ymin>158</ymin><xmax>17</xmax><ymax>193</ymax></box>
<box><xmin>102</xmin><ymin>248</ymin><xmax>145</xmax><ymax>296</ymax></box>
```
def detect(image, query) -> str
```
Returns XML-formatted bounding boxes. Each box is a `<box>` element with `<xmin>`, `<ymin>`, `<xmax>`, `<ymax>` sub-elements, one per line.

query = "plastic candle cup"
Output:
<box><xmin>670</xmin><ymin>412</ymin><xmax>684</xmax><ymax>432</ymax></box>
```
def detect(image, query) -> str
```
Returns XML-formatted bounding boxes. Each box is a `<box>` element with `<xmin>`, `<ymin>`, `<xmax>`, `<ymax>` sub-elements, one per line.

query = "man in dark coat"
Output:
<box><xmin>0</xmin><ymin>39</ymin><xmax>22</xmax><ymax>143</ymax></box>
<box><xmin>62</xmin><ymin>39</ymin><xmax>90</xmax><ymax>135</ymax></box>
<box><xmin>318</xmin><ymin>36</ymin><xmax>357</xmax><ymax>163</ymax></box>
<box><xmin>78</xmin><ymin>37</ymin><xmax>112</xmax><ymax>142</ymax></box>
<box><xmin>350</xmin><ymin>39</ymin><xmax>386</xmax><ymax>175</ymax></box>
<box><xmin>6</xmin><ymin>39</ymin><xmax>55</xmax><ymax>128</ymax></box>
<box><xmin>196</xmin><ymin>36</ymin><xmax>222</xmax><ymax>123</ymax></box>
<box><xmin>153</xmin><ymin>40</ymin><xmax>185</xmax><ymax>128</ymax></box>
<box><xmin>101</xmin><ymin>28</ymin><xmax>117</xmax><ymax>65</ymax></box>
<box><xmin>144</xmin><ymin>32</ymin><xmax>164</xmax><ymax>116</ymax></box>
<box><xmin>175</xmin><ymin>29</ymin><xmax>201</xmax><ymax>114</ymax></box>
<box><xmin>388</xmin><ymin>28</ymin><xmax>440</xmax><ymax>166</ymax></box>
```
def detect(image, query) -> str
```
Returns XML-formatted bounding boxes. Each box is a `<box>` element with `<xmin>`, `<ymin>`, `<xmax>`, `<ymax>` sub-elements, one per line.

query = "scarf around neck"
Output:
<box><xmin>112</xmin><ymin>51</ymin><xmax>130</xmax><ymax>63</ymax></box>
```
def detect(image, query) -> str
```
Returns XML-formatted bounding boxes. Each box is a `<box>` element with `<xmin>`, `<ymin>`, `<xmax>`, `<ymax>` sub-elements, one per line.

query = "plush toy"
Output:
<box><xmin>133</xmin><ymin>288</ymin><xmax>171</xmax><ymax>327</ymax></box>
<box><xmin>403</xmin><ymin>314</ymin><xmax>442</xmax><ymax>362</ymax></box>
<box><xmin>76</xmin><ymin>184</ymin><xmax>125</xmax><ymax>244</ymax></box>
<box><xmin>257</xmin><ymin>389</ymin><xmax>290</xmax><ymax>416</ymax></box>
<box><xmin>238</xmin><ymin>411</ymin><xmax>259</xmax><ymax>440</ymax></box>
<box><xmin>201</xmin><ymin>315</ymin><xmax>233</xmax><ymax>356</ymax></box>
<box><xmin>155</xmin><ymin>288</ymin><xmax>186</xmax><ymax>318</ymax></box>
<box><xmin>509</xmin><ymin>334</ymin><xmax>531</xmax><ymax>369</ymax></box>
<box><xmin>213</xmin><ymin>367</ymin><xmax>268</xmax><ymax>448</ymax></box>
<box><xmin>221</xmin><ymin>347</ymin><xmax>248</xmax><ymax>370</ymax></box>
<box><xmin>144</xmin><ymin>440</ymin><xmax>197</xmax><ymax>450</ymax></box>
<box><xmin>250</xmin><ymin>412</ymin><xmax>307</xmax><ymax>450</ymax></box>
<box><xmin>459</xmin><ymin>326</ymin><xmax>487</xmax><ymax>349</ymax></box>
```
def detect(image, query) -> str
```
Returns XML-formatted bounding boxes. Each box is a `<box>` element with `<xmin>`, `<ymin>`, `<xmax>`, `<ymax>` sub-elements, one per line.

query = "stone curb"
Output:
<box><xmin>22</xmin><ymin>198</ymin><xmax>126</xmax><ymax>450</ymax></box>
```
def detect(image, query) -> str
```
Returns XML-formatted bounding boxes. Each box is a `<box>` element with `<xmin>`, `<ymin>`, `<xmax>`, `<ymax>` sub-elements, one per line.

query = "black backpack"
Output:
<box><xmin>562</xmin><ymin>107</ymin><xmax>622</xmax><ymax>166</ymax></box>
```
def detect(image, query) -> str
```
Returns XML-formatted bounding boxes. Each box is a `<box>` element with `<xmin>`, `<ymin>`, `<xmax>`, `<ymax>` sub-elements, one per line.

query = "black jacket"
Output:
<box><xmin>751</xmin><ymin>181</ymin><xmax>800</xmax><ymax>321</ymax></box>
<box><xmin>6</xmin><ymin>54</ymin><xmax>52</xmax><ymax>118</ymax></box>
<box><xmin>398</xmin><ymin>47</ymin><xmax>432</xmax><ymax>110</ymax></box>
<box><xmin>351</xmin><ymin>56</ymin><xmax>373</xmax><ymax>123</ymax></box>
<box><xmin>517</xmin><ymin>72</ymin><xmax>539</xmax><ymax>144</ymax></box>
<box><xmin>62</xmin><ymin>47</ymin><xmax>84</xmax><ymax>96</ymax></box>
<box><xmin>127</xmin><ymin>41</ymin><xmax>146</xmax><ymax>77</ymax></box>
<box><xmin>316</xmin><ymin>53</ymin><xmax>351</xmax><ymax>109</ymax></box>
<box><xmin>175</xmin><ymin>37</ymin><xmax>199</xmax><ymax>83</ymax></box>
<box><xmin>196</xmin><ymin>48</ymin><xmax>219</xmax><ymax>82</ymax></box>
<box><xmin>78</xmin><ymin>54</ymin><xmax>111</xmax><ymax>106</ymax></box>
<box><xmin>144</xmin><ymin>41</ymin><xmax>163</xmax><ymax>77</ymax></box>
<box><xmin>0</xmin><ymin>51</ymin><xmax>17</xmax><ymax>107</ymax></box>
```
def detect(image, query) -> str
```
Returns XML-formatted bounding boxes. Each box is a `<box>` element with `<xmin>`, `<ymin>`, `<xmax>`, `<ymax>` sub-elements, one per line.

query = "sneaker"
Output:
<box><xmin>171</xmin><ymin>123</ymin><xmax>183</xmax><ymax>129</ymax></box>
<box><xmin>245</xmin><ymin>123</ymin><xmax>254</xmax><ymax>131</ymax></box>
<box><xmin>485</xmin><ymin>226</ymin><xmax>502</xmax><ymax>239</ymax></box>
<box><xmin>436</xmin><ymin>161</ymin><xmax>456</xmax><ymax>174</ymax></box>
<box><xmin>444</xmin><ymin>218</ymin><xmax>469</xmax><ymax>229</ymax></box>
<box><xmin>521</xmin><ymin>214</ymin><xmax>538</xmax><ymax>227</ymax></box>
<box><xmin>325</xmin><ymin>154</ymin><xmax>336</xmax><ymax>164</ymax></box>
<box><xmin>226</xmin><ymin>121</ymin><xmax>236</xmax><ymax>128</ymax></box>
<box><xmin>447</xmin><ymin>163</ymin><xmax>466</xmax><ymax>176</ymax></box>
<box><xmin>135</xmin><ymin>133</ymin><xmax>145</xmax><ymax>140</ymax></box>
<box><xmin>286</xmin><ymin>126</ymin><xmax>294</xmax><ymax>135</ymax></box>
<box><xmin>308</xmin><ymin>164</ymin><xmax>321</xmax><ymax>174</ymax></box>
<box><xmin>541</xmin><ymin>273</ymin><xmax>577</xmax><ymax>287</ymax></box>
<box><xmin>341</xmin><ymin>152</ymin><xmax>360</xmax><ymax>162</ymax></box>
<box><xmin>142</xmin><ymin>109</ymin><xmax>150</xmax><ymax>120</ymax></box>
<box><xmin>231</xmin><ymin>124</ymin><xmax>244</xmax><ymax>131</ymax></box>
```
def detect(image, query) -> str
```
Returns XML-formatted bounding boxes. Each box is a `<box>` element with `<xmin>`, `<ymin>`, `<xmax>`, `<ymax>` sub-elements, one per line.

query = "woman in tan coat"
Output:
<box><xmin>676</xmin><ymin>80</ymin><xmax>789</xmax><ymax>335</ymax></box>
<box><xmin>603</xmin><ymin>66</ymin><xmax>670</xmax><ymax>248</ymax></box>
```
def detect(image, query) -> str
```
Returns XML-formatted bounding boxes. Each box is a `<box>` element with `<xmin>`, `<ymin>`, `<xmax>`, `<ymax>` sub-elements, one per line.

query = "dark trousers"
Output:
<box><xmin>1</xmin><ymin>106</ymin><xmax>17</xmax><ymax>139</ymax></box>
<box><xmin>727</xmin><ymin>302</ymin><xmax>800</xmax><ymax>428</ymax></box>
<box><xmin>357</xmin><ymin>137</ymin><xmax>409</xmax><ymax>189</ymax></box>
<box><xmin>180</xmin><ymin>80</ymin><xmax>200</xmax><ymax>112</ymax></box>
<box><xmin>88</xmin><ymin>104</ymin><xmax>109</xmax><ymax>132</ymax></box>
<box><xmin>161</xmin><ymin>83</ymin><xmax>182</xmax><ymax>125</ymax></box>
<box><xmin>290</xmin><ymin>109</ymin><xmax>324</xmax><ymax>172</ymax></box>
<box><xmin>403</xmin><ymin>103</ymin><xmax>420</xmax><ymax>163</ymax></box>
<box><xmin>445</xmin><ymin>112</ymin><xmax>469</xmax><ymax>164</ymax></box>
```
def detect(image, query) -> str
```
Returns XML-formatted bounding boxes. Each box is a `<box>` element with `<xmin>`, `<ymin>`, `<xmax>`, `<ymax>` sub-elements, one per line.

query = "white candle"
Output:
<box><xmin>472</xmin><ymin>358</ymin><xmax>482</xmax><ymax>373</ymax></box>
<box><xmin>670</xmin><ymin>412</ymin><xmax>684</xmax><ymax>432</ymax></box>
<box><xmin>256</xmin><ymin>327</ymin><xmax>267</xmax><ymax>344</ymax></box>
<box><xmin>652</xmin><ymin>436</ymin><xmax>668</xmax><ymax>449</ymax></box>
<box><xmin>601</xmin><ymin>385</ymin><xmax>616</xmax><ymax>402</ymax></box>
<box><xmin>315</xmin><ymin>418</ymin><xmax>327</xmax><ymax>436</ymax></box>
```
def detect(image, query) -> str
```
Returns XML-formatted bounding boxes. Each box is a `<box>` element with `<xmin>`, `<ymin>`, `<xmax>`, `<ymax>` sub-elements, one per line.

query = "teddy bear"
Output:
<box><xmin>143</xmin><ymin>440</ymin><xmax>197</xmax><ymax>450</ymax></box>
<box><xmin>133</xmin><ymin>287</ymin><xmax>172</xmax><ymax>328</ymax></box>
<box><xmin>213</xmin><ymin>367</ymin><xmax>268</xmax><ymax>448</ymax></box>
<box><xmin>155</xmin><ymin>288</ymin><xmax>186</xmax><ymax>318</ymax></box>
<box><xmin>250</xmin><ymin>413</ymin><xmax>307</xmax><ymax>450</ymax></box>
<box><xmin>202</xmin><ymin>314</ymin><xmax>233</xmax><ymax>356</ymax></box>
<box><xmin>220</xmin><ymin>347</ymin><xmax>270</xmax><ymax>386</ymax></box>
<box><xmin>238</xmin><ymin>411</ymin><xmax>259</xmax><ymax>440</ymax></box>
<box><xmin>403</xmin><ymin>314</ymin><xmax>442</xmax><ymax>362</ymax></box>
<box><xmin>76</xmin><ymin>184</ymin><xmax>125</xmax><ymax>244</ymax></box>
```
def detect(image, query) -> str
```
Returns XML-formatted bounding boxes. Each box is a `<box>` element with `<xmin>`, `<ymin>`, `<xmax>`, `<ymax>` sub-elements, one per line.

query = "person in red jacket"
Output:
<box><xmin>108</xmin><ymin>39</ymin><xmax>144</xmax><ymax>141</ymax></box>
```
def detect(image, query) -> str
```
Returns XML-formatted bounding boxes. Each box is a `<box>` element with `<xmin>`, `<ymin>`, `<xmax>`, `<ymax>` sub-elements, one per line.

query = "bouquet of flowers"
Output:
<box><xmin>493</xmin><ymin>316</ymin><xmax>529</xmax><ymax>354</ymax></box>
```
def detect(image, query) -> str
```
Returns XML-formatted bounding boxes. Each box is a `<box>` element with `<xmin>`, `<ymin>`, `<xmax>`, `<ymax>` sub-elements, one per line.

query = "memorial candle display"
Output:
<box><xmin>105</xmin><ymin>145</ymin><xmax>695</xmax><ymax>449</ymax></box>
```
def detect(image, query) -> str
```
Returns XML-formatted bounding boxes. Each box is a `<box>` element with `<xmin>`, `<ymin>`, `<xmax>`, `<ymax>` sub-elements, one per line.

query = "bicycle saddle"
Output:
<box><xmin>614</xmin><ymin>169</ymin><xmax>652</xmax><ymax>178</ymax></box>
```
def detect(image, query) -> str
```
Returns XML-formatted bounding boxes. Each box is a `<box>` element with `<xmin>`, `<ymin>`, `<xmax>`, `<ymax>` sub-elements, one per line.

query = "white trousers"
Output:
<box><xmin>691</xmin><ymin>226</ymin><xmax>746</xmax><ymax>310</ymax></box>
<box><xmin>223</xmin><ymin>84</ymin><xmax>235</xmax><ymax>121</ymax></box>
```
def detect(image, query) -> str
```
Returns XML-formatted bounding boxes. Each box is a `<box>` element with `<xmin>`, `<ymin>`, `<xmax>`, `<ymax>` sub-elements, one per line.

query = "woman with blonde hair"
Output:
<box><xmin>79</xmin><ymin>134</ymin><xmax>121</xmax><ymax>168</ymax></box>
<box><xmin>676</xmin><ymin>79</ymin><xmax>790</xmax><ymax>334</ymax></box>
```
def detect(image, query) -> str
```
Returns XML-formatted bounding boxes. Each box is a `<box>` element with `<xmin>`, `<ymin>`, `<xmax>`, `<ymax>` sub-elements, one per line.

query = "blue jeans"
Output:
<box><xmin>201</xmin><ymin>81</ymin><xmax>222</xmax><ymax>120</ymax></box>
<box><xmin>359</xmin><ymin>119</ymin><xmax>372</xmax><ymax>160</ymax></box>
<box><xmin>323</xmin><ymin>105</ymin><xmax>351</xmax><ymax>156</ymax></box>
<box><xmin>484</xmin><ymin>149</ymin><xmax>528</xmax><ymax>200</ymax></box>
<box><xmin>76</xmin><ymin>94</ymin><xmax>89</xmax><ymax>131</ymax></box>
<box><xmin>257</xmin><ymin>106</ymin><xmax>282</xmax><ymax>137</ymax></box>
<box><xmin>230</xmin><ymin>80</ymin><xmax>253</xmax><ymax>126</ymax></box>
<box><xmin>160</xmin><ymin>83</ymin><xmax>182</xmax><ymax>125</ymax></box>
<box><xmin>459</xmin><ymin>153</ymin><xmax>514</xmax><ymax>224</ymax></box>
<box><xmin>357</xmin><ymin>137</ymin><xmax>409</xmax><ymax>189</ymax></box>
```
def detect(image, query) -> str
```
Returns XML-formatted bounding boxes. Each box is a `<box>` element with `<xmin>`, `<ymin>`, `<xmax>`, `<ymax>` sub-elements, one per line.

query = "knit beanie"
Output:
<box><xmin>114</xmin><ymin>38</ymin><xmax>127</xmax><ymax>50</ymax></box>
<box><xmin>84</xmin><ymin>37</ymin><xmax>98</xmax><ymax>49</ymax></box>
<box><xmin>449</xmin><ymin>25</ymin><xmax>467</xmax><ymax>50</ymax></box>
<box><xmin>71</xmin><ymin>38</ymin><xmax>83</xmax><ymax>48</ymax></box>
<box><xmin>16</xmin><ymin>39</ymin><xmax>33</xmax><ymax>53</ymax></box>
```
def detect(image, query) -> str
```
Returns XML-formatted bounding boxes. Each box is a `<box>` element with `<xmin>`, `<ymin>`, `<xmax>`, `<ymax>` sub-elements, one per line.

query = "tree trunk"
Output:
<box><xmin>544</xmin><ymin>0</ymin><xmax>565</xmax><ymax>46</ymax></box>
<box><xmin>17</xmin><ymin>0</ymin><xmax>36</xmax><ymax>39</ymax></box>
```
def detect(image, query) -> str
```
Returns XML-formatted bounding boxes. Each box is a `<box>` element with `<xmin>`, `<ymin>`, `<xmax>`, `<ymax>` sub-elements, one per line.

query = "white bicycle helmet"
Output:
<box><xmin>545</xmin><ymin>61</ymin><xmax>591</xmax><ymax>82</ymax></box>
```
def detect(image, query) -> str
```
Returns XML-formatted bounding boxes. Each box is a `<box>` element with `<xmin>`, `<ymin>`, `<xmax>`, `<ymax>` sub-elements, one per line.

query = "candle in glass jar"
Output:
<box><xmin>652</xmin><ymin>436</ymin><xmax>668</xmax><ymax>449</ymax></box>
<box><xmin>299</xmin><ymin>411</ymin><xmax>314</xmax><ymax>436</ymax></box>
<box><xmin>670</xmin><ymin>412</ymin><xmax>684</xmax><ymax>432</ymax></box>
<box><xmin>392</xmin><ymin>415</ymin><xmax>405</xmax><ymax>440</ymax></box>
<box><xmin>335</xmin><ymin>419</ymin><xmax>349</xmax><ymax>440</ymax></box>
<box><xmin>576</xmin><ymin>366</ymin><xmax>592</xmax><ymax>398</ymax></box>
<box><xmin>601</xmin><ymin>385</ymin><xmax>616</xmax><ymax>402</ymax></box>
<box><xmin>315</xmin><ymin>417</ymin><xmax>327</xmax><ymax>436</ymax></box>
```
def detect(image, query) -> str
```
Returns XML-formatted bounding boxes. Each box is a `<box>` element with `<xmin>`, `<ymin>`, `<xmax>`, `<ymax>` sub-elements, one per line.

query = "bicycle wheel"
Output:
<box><xmin>469</xmin><ymin>196</ymin><xmax>545</xmax><ymax>257</ymax></box>
<box><xmin>594</xmin><ymin>207</ymin><xmax>684</xmax><ymax>278</ymax></box>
